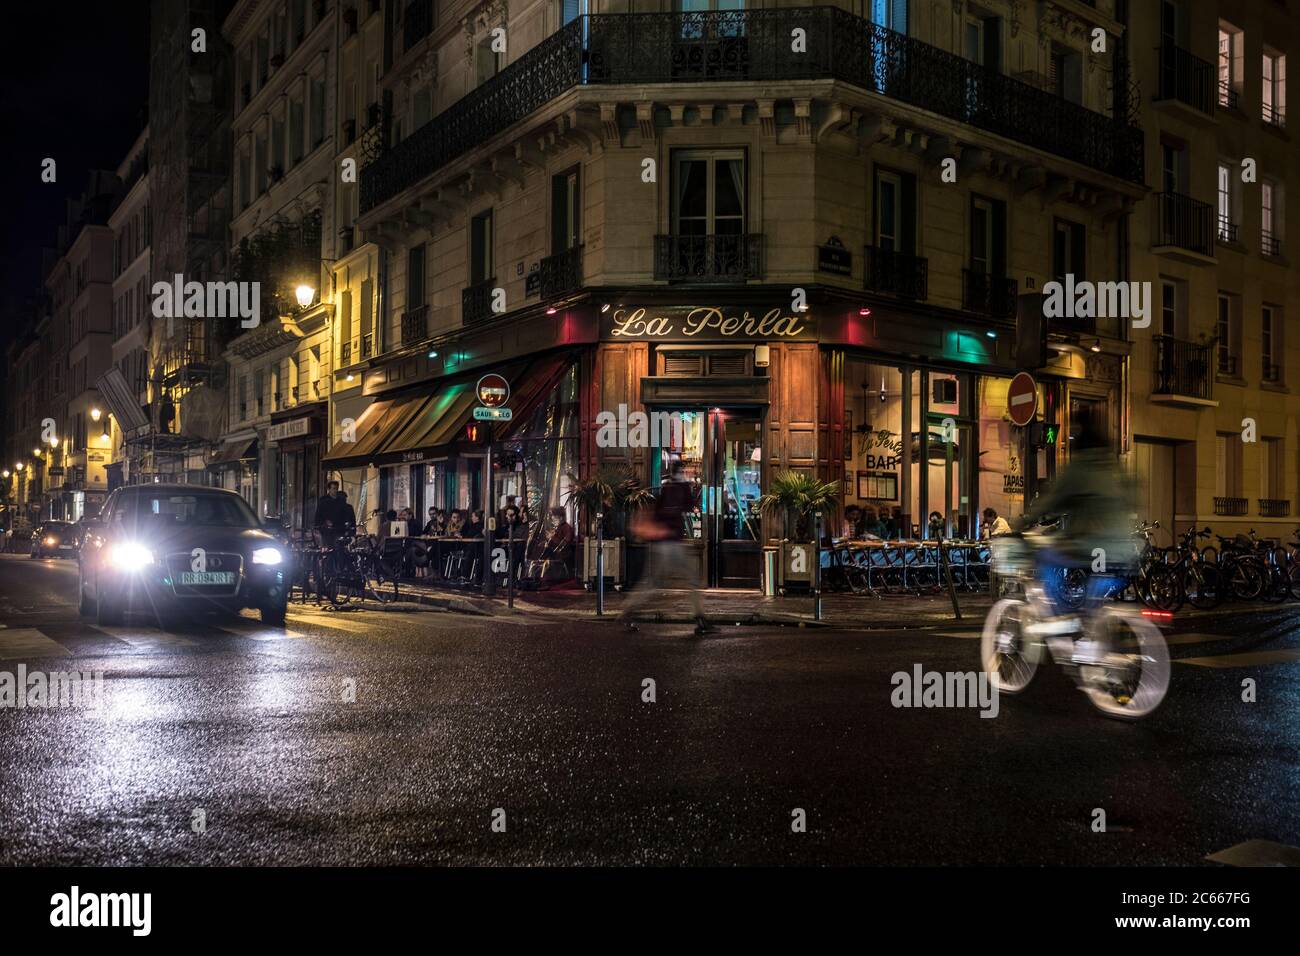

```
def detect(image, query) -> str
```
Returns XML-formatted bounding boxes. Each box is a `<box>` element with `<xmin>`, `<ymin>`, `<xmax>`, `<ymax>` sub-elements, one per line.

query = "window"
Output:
<box><xmin>1215</xmin><ymin>432</ymin><xmax>1243</xmax><ymax>498</ymax></box>
<box><xmin>289</xmin><ymin>98</ymin><xmax>304</xmax><ymax>166</ymax></box>
<box><xmin>338</xmin><ymin>289</ymin><xmax>353</xmax><ymax>351</ymax></box>
<box><xmin>969</xmin><ymin>195</ymin><xmax>1005</xmax><ymax>275</ymax></box>
<box><xmin>1216</xmin><ymin>293</ymin><xmax>1237</xmax><ymax>375</ymax></box>
<box><xmin>1263</xmin><ymin>305</ymin><xmax>1281</xmax><ymax>382</ymax></box>
<box><xmin>1049</xmin><ymin>44</ymin><xmax>1082</xmax><ymax>104</ymax></box>
<box><xmin>470</xmin><ymin>211</ymin><xmax>494</xmax><ymax>283</ymax></box>
<box><xmin>254</xmin><ymin>134</ymin><xmax>267</xmax><ymax>196</ymax></box>
<box><xmin>672</xmin><ymin>150</ymin><xmax>746</xmax><ymax>238</ymax></box>
<box><xmin>964</xmin><ymin>14</ymin><xmax>1000</xmax><ymax>71</ymax></box>
<box><xmin>310</xmin><ymin>78</ymin><xmax>325</xmax><ymax>147</ymax></box>
<box><xmin>1161</xmin><ymin>280</ymin><xmax>1177</xmax><ymax>337</ymax></box>
<box><xmin>1262</xmin><ymin>438</ymin><xmax>1284</xmax><ymax>501</ymax></box>
<box><xmin>1052</xmin><ymin>219</ymin><xmax>1085</xmax><ymax>282</ymax></box>
<box><xmin>407</xmin><ymin>243</ymin><xmax>426</xmax><ymax>308</ymax></box>
<box><xmin>873</xmin><ymin>169</ymin><xmax>917</xmax><ymax>255</ymax></box>
<box><xmin>271</xmin><ymin>116</ymin><xmax>285</xmax><ymax>177</ymax></box>
<box><xmin>558</xmin><ymin>0</ymin><xmax>584</xmax><ymax>27</ymax></box>
<box><xmin>359</xmin><ymin>278</ymin><xmax>373</xmax><ymax>349</ymax></box>
<box><xmin>1161</xmin><ymin>141</ymin><xmax>1187</xmax><ymax>194</ymax></box>
<box><xmin>1218</xmin><ymin>22</ymin><xmax>1242</xmax><ymax>107</ymax></box>
<box><xmin>1216</xmin><ymin>162</ymin><xmax>1237</xmax><ymax>241</ymax></box>
<box><xmin>551</xmin><ymin>168</ymin><xmax>581</xmax><ymax>253</ymax></box>
<box><xmin>868</xmin><ymin>0</ymin><xmax>907</xmax><ymax>33</ymax></box>
<box><xmin>1262</xmin><ymin>180</ymin><xmax>1281</xmax><ymax>256</ymax></box>
<box><xmin>412</xmin><ymin>84</ymin><xmax>432</xmax><ymax>132</ymax></box>
<box><xmin>1263</xmin><ymin>49</ymin><xmax>1286</xmax><ymax>127</ymax></box>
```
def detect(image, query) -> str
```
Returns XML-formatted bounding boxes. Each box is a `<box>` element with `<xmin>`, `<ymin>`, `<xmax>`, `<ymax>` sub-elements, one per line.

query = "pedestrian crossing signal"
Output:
<box><xmin>466</xmin><ymin>422</ymin><xmax>480</xmax><ymax>442</ymax></box>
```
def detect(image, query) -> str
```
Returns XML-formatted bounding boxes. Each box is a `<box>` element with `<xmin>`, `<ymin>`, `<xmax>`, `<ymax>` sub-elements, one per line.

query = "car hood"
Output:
<box><xmin>113</xmin><ymin>525</ymin><xmax>279</xmax><ymax>555</ymax></box>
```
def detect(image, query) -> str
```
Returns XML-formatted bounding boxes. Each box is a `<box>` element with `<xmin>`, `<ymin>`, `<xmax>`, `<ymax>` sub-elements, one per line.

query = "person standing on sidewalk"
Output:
<box><xmin>623</xmin><ymin>461</ymin><xmax>712</xmax><ymax>636</ymax></box>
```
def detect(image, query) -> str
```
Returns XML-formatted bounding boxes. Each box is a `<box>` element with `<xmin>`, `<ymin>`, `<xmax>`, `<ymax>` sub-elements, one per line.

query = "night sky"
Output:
<box><xmin>0</xmin><ymin>0</ymin><xmax>151</xmax><ymax>341</ymax></box>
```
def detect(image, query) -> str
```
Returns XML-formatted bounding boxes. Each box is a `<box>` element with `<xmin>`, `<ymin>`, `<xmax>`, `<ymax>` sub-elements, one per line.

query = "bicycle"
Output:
<box><xmin>321</xmin><ymin>534</ymin><xmax>400</xmax><ymax>607</ymax></box>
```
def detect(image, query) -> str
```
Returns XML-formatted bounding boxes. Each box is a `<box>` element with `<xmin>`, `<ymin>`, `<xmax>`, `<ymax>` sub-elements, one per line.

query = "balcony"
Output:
<box><xmin>1218</xmin><ymin>81</ymin><xmax>1239</xmax><ymax>111</ymax></box>
<box><xmin>961</xmin><ymin>269</ymin><xmax>1016</xmax><ymax>319</ymax></box>
<box><xmin>361</xmin><ymin>10</ymin><xmax>1143</xmax><ymax>213</ymax></box>
<box><xmin>1216</xmin><ymin>216</ymin><xmax>1238</xmax><ymax>244</ymax></box>
<box><xmin>536</xmin><ymin>245</ymin><xmax>584</xmax><ymax>299</ymax></box>
<box><xmin>654</xmin><ymin>234</ymin><xmax>763</xmax><ymax>283</ymax></box>
<box><xmin>1260</xmin><ymin>498</ymin><xmax>1291</xmax><ymax>517</ymax></box>
<box><xmin>1263</xmin><ymin>102</ymin><xmax>1286</xmax><ymax>129</ymax></box>
<box><xmin>1152</xmin><ymin>335</ymin><xmax>1215</xmax><ymax>406</ymax></box>
<box><xmin>463</xmin><ymin>279</ymin><xmax>498</xmax><ymax>323</ymax></box>
<box><xmin>863</xmin><ymin>246</ymin><xmax>927</xmax><ymax>300</ymax></box>
<box><xmin>1156</xmin><ymin>43</ymin><xmax>1215</xmax><ymax>115</ymax></box>
<box><xmin>1214</xmin><ymin>496</ymin><xmax>1248</xmax><ymax>516</ymax></box>
<box><xmin>1262</xmin><ymin>233</ymin><xmax>1283</xmax><ymax>258</ymax></box>
<box><xmin>1152</xmin><ymin>191</ymin><xmax>1215</xmax><ymax>260</ymax></box>
<box><xmin>403</xmin><ymin>0</ymin><xmax>433</xmax><ymax>53</ymax></box>
<box><xmin>401</xmin><ymin>304</ymin><xmax>429</xmax><ymax>345</ymax></box>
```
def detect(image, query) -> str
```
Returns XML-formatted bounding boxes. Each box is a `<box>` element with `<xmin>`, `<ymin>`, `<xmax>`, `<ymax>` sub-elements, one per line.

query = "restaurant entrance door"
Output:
<box><xmin>651</xmin><ymin>406</ymin><xmax>764</xmax><ymax>589</ymax></box>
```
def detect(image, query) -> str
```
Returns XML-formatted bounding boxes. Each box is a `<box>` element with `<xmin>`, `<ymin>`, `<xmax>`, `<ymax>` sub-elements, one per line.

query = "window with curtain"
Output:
<box><xmin>471</xmin><ymin>211</ymin><xmax>494</xmax><ymax>283</ymax></box>
<box><xmin>672</xmin><ymin>150</ymin><xmax>745</xmax><ymax>237</ymax></box>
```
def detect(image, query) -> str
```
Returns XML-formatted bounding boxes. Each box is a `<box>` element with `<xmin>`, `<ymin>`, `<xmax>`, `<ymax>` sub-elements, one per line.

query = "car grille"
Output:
<box><xmin>165</xmin><ymin>552</ymin><xmax>244</xmax><ymax>597</ymax></box>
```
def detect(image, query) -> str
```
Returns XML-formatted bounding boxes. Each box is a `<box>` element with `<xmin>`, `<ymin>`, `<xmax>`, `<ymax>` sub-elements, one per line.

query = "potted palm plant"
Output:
<box><xmin>756</xmin><ymin>470</ymin><xmax>840</xmax><ymax>591</ymax></box>
<box><xmin>564</xmin><ymin>467</ymin><xmax>654</xmax><ymax>590</ymax></box>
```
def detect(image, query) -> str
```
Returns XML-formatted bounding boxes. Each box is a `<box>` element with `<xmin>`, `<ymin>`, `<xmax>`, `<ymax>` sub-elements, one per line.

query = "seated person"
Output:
<box><xmin>445</xmin><ymin>510</ymin><xmax>464</xmax><ymax>537</ymax></box>
<box><xmin>421</xmin><ymin>507</ymin><xmax>442</xmax><ymax>536</ymax></box>
<box><xmin>981</xmin><ymin>506</ymin><xmax>1012</xmax><ymax>539</ymax></box>
<box><xmin>541</xmin><ymin>507</ymin><xmax>575</xmax><ymax>559</ymax></box>
<box><xmin>461</xmin><ymin>510</ymin><xmax>484</xmax><ymax>538</ymax></box>
<box><xmin>840</xmin><ymin>505</ymin><xmax>863</xmax><ymax>539</ymax></box>
<box><xmin>860</xmin><ymin>506</ymin><xmax>886</xmax><ymax>539</ymax></box>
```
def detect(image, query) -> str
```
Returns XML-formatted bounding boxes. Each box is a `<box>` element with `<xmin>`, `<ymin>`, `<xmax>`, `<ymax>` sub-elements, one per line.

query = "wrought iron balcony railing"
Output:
<box><xmin>654</xmin><ymin>234</ymin><xmax>763</xmax><ymax>282</ymax></box>
<box><xmin>1157</xmin><ymin>43</ymin><xmax>1214</xmax><ymax>114</ymax></box>
<box><xmin>1262</xmin><ymin>233</ymin><xmax>1283</xmax><ymax>257</ymax></box>
<box><xmin>1260</xmin><ymin>498</ymin><xmax>1291</xmax><ymax>517</ymax></box>
<box><xmin>537</xmin><ymin>246</ymin><xmax>583</xmax><ymax>299</ymax></box>
<box><xmin>1153</xmin><ymin>334</ymin><xmax>1213</xmax><ymax>400</ymax></box>
<box><xmin>1263</xmin><ymin>101</ymin><xmax>1286</xmax><ymax>128</ymax></box>
<box><xmin>961</xmin><ymin>269</ymin><xmax>1017</xmax><ymax>318</ymax></box>
<box><xmin>361</xmin><ymin>9</ymin><xmax>1143</xmax><ymax>212</ymax></box>
<box><xmin>1217</xmin><ymin>216</ymin><xmax>1238</xmax><ymax>243</ymax></box>
<box><xmin>401</xmin><ymin>304</ymin><xmax>429</xmax><ymax>345</ymax></box>
<box><xmin>1218</xmin><ymin>80</ymin><xmax>1239</xmax><ymax>111</ymax></box>
<box><xmin>463</xmin><ymin>279</ymin><xmax>498</xmax><ymax>323</ymax></box>
<box><xmin>863</xmin><ymin>245</ymin><xmax>927</xmax><ymax>299</ymax></box>
<box><xmin>1214</xmin><ymin>496</ymin><xmax>1248</xmax><ymax>516</ymax></box>
<box><xmin>1153</xmin><ymin>191</ymin><xmax>1215</xmax><ymax>255</ymax></box>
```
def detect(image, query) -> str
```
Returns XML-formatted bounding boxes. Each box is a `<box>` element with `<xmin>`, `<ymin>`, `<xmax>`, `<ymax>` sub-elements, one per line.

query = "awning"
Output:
<box><xmin>207</xmin><ymin>437</ymin><xmax>258</xmax><ymax>468</ymax></box>
<box><xmin>95</xmin><ymin>367</ymin><xmax>150</xmax><ymax>432</ymax></box>
<box><xmin>322</xmin><ymin>394</ymin><xmax>432</xmax><ymax>468</ymax></box>
<box><xmin>372</xmin><ymin>381</ymin><xmax>479</xmax><ymax>465</ymax></box>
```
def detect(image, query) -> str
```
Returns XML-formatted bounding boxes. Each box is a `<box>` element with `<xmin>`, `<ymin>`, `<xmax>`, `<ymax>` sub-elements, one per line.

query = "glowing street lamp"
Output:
<box><xmin>295</xmin><ymin>284</ymin><xmax>315</xmax><ymax>308</ymax></box>
<box><xmin>91</xmin><ymin>407</ymin><xmax>102</xmax><ymax>422</ymax></box>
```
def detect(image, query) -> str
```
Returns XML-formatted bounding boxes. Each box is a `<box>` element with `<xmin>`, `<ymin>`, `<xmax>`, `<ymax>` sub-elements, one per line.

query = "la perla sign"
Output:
<box><xmin>606</xmin><ymin>306</ymin><xmax>813</xmax><ymax>341</ymax></box>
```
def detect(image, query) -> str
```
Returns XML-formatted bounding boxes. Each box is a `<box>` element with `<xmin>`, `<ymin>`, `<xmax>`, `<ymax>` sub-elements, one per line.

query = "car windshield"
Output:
<box><xmin>45</xmin><ymin>522</ymin><xmax>72</xmax><ymax>530</ymax></box>
<box><xmin>115</xmin><ymin>493</ymin><xmax>259</xmax><ymax>529</ymax></box>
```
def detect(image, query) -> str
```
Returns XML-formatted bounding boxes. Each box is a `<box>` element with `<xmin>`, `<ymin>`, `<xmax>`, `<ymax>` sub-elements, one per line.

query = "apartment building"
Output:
<box><xmin>1128</xmin><ymin>0</ymin><xmax>1298</xmax><ymax>546</ymax></box>
<box><xmin>104</xmin><ymin>129</ymin><xmax>154</xmax><ymax>490</ymax></box>
<box><xmin>324</xmin><ymin>0</ymin><xmax>1144</xmax><ymax>587</ymax></box>
<box><xmin>220</xmin><ymin>0</ymin><xmax>339</xmax><ymax>525</ymax></box>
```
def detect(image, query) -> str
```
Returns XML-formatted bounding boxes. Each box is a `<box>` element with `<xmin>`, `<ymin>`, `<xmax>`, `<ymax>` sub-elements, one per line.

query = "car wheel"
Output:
<box><xmin>96</xmin><ymin>594</ymin><xmax>123</xmax><ymax>627</ymax></box>
<box><xmin>78</xmin><ymin>575</ymin><xmax>94</xmax><ymax>616</ymax></box>
<box><xmin>260</xmin><ymin>602</ymin><xmax>287</xmax><ymax>627</ymax></box>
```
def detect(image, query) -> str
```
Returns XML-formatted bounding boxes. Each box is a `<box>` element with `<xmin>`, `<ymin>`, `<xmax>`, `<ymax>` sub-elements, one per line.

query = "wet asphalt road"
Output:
<box><xmin>0</xmin><ymin>552</ymin><xmax>1297</xmax><ymax>865</ymax></box>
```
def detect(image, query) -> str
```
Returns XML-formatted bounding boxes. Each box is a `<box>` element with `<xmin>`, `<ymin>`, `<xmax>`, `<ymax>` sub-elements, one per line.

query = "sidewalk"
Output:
<box><xmin>392</xmin><ymin>580</ymin><xmax>994</xmax><ymax>628</ymax></box>
<box><xmin>387</xmin><ymin>579</ymin><xmax>1300</xmax><ymax>631</ymax></box>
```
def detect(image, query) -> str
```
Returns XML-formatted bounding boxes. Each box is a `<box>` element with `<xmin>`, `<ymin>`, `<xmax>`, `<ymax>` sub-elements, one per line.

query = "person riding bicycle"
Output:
<box><xmin>1018</xmin><ymin>412</ymin><xmax>1136</xmax><ymax>633</ymax></box>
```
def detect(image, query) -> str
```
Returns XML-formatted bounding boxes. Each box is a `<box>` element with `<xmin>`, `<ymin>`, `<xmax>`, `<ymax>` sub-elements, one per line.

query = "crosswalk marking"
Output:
<box><xmin>95</xmin><ymin>627</ymin><xmax>197</xmax><ymax>649</ymax></box>
<box><xmin>1163</xmin><ymin>632</ymin><xmax>1237</xmax><ymax>647</ymax></box>
<box><xmin>1207</xmin><ymin>839</ymin><xmax>1300</xmax><ymax>867</ymax></box>
<box><xmin>286</xmin><ymin>610</ymin><xmax>376</xmax><ymax>634</ymax></box>
<box><xmin>1176</xmin><ymin>647</ymin><xmax>1300</xmax><ymax>668</ymax></box>
<box><xmin>0</xmin><ymin>628</ymin><xmax>72</xmax><ymax>660</ymax></box>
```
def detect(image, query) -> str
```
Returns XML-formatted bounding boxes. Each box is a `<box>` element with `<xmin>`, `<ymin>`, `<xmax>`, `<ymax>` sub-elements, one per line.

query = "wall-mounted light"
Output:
<box><xmin>986</xmin><ymin>330</ymin><xmax>998</xmax><ymax>339</ymax></box>
<box><xmin>345</xmin><ymin>373</ymin><xmax>354</xmax><ymax>382</ymax></box>
<box><xmin>1090</xmin><ymin>338</ymin><xmax>1102</xmax><ymax>353</ymax></box>
<box><xmin>754</xmin><ymin>344</ymin><xmax>770</xmax><ymax>368</ymax></box>
<box><xmin>427</xmin><ymin>350</ymin><xmax>438</xmax><ymax>359</ymax></box>
<box><xmin>295</xmin><ymin>284</ymin><xmax>315</xmax><ymax>308</ymax></box>
<box><xmin>545</xmin><ymin>307</ymin><xmax>557</xmax><ymax>315</ymax></box>
<box><xmin>90</xmin><ymin>407</ymin><xmax>102</xmax><ymax>422</ymax></box>
<box><xmin>600</xmin><ymin>303</ymin><xmax>610</xmax><ymax>313</ymax></box>
<box><xmin>858</xmin><ymin>308</ymin><xmax>871</xmax><ymax>317</ymax></box>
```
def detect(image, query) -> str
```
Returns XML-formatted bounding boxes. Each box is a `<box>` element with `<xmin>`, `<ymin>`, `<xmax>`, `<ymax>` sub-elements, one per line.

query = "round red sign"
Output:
<box><xmin>476</xmin><ymin>373</ymin><xmax>510</xmax><ymax>408</ymax></box>
<box><xmin>1007</xmin><ymin>372</ymin><xmax>1037</xmax><ymax>427</ymax></box>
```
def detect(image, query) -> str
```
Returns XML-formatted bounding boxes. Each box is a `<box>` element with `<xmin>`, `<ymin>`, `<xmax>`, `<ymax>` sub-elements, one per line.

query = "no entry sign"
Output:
<box><xmin>1006</xmin><ymin>372</ymin><xmax>1037</xmax><ymax>427</ymax></box>
<box><xmin>476</xmin><ymin>373</ymin><xmax>510</xmax><ymax>407</ymax></box>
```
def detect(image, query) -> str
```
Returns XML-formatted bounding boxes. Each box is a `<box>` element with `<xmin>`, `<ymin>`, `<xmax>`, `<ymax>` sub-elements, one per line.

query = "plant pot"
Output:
<box><xmin>776</xmin><ymin>540</ymin><xmax>816</xmax><ymax>591</ymax></box>
<box><xmin>582</xmin><ymin>536</ymin><xmax>623</xmax><ymax>588</ymax></box>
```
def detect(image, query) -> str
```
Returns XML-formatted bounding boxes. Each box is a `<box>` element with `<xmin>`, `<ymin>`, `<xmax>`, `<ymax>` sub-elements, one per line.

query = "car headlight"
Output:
<box><xmin>44</xmin><ymin>536</ymin><xmax>57</xmax><ymax>546</ymax></box>
<box><xmin>251</xmin><ymin>547</ymin><xmax>283</xmax><ymax>566</ymax></box>
<box><xmin>108</xmin><ymin>542</ymin><xmax>154</xmax><ymax>570</ymax></box>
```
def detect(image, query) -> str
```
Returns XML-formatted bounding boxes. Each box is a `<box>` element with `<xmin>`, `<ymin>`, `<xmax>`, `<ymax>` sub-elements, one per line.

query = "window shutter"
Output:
<box><xmin>551</xmin><ymin>174</ymin><xmax>567</xmax><ymax>254</ymax></box>
<box><xmin>900</xmin><ymin>173</ymin><xmax>917</xmax><ymax>255</ymax></box>
<box><xmin>889</xmin><ymin>0</ymin><xmax>908</xmax><ymax>33</ymax></box>
<box><xmin>992</xmin><ymin>201</ymin><xmax>1007</xmax><ymax>276</ymax></box>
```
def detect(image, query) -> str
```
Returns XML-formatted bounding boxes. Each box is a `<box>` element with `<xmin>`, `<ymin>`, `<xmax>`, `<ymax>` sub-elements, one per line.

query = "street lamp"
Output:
<box><xmin>295</xmin><ymin>284</ymin><xmax>315</xmax><ymax>308</ymax></box>
<box><xmin>91</xmin><ymin>407</ymin><xmax>102</xmax><ymax>422</ymax></box>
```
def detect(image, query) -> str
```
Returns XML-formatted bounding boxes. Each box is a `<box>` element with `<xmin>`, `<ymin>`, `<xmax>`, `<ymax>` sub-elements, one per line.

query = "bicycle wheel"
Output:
<box><xmin>1146</xmin><ymin>565</ymin><xmax>1183</xmax><ymax>612</ymax></box>
<box><xmin>980</xmin><ymin>597</ymin><xmax>1041</xmax><ymax>694</ymax></box>
<box><xmin>326</xmin><ymin>570</ymin><xmax>365</xmax><ymax>607</ymax></box>
<box><xmin>1260</xmin><ymin>554</ymin><xmax>1289</xmax><ymax>603</ymax></box>
<box><xmin>1182</xmin><ymin>562</ymin><xmax>1221</xmax><ymax>610</ymax></box>
<box><xmin>1079</xmin><ymin>606</ymin><xmax>1170</xmax><ymax>720</ymax></box>
<box><xmin>1288</xmin><ymin>558</ymin><xmax>1300</xmax><ymax>600</ymax></box>
<box><xmin>1227</xmin><ymin>557</ymin><xmax>1266</xmax><ymax>601</ymax></box>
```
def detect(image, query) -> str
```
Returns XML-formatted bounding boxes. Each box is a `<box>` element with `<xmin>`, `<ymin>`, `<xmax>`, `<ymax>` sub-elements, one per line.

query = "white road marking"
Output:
<box><xmin>1207</xmin><ymin>839</ymin><xmax>1300</xmax><ymax>867</ymax></box>
<box><xmin>1176</xmin><ymin>647</ymin><xmax>1300</xmax><ymax>668</ymax></box>
<box><xmin>96</xmin><ymin>627</ymin><xmax>197</xmax><ymax>649</ymax></box>
<box><xmin>0</xmin><ymin>628</ymin><xmax>72</xmax><ymax>660</ymax></box>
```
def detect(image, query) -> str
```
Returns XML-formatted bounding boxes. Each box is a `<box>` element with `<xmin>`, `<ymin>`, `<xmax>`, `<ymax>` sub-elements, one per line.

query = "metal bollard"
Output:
<box><xmin>506</xmin><ymin>519</ymin><xmax>515</xmax><ymax>609</ymax></box>
<box><xmin>813</xmin><ymin>511</ymin><xmax>823</xmax><ymax>622</ymax></box>
<box><xmin>595</xmin><ymin>511</ymin><xmax>605</xmax><ymax>616</ymax></box>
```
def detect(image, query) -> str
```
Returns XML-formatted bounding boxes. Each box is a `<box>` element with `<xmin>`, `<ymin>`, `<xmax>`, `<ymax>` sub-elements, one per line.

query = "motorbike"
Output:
<box><xmin>981</xmin><ymin>530</ymin><xmax>1170</xmax><ymax>720</ymax></box>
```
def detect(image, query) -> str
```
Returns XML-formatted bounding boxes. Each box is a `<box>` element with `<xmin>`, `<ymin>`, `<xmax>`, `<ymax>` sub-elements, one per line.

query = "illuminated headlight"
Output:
<box><xmin>251</xmin><ymin>547</ymin><xmax>283</xmax><ymax>566</ymax></box>
<box><xmin>44</xmin><ymin>536</ymin><xmax>57</xmax><ymax>546</ymax></box>
<box><xmin>109</xmin><ymin>542</ymin><xmax>154</xmax><ymax>570</ymax></box>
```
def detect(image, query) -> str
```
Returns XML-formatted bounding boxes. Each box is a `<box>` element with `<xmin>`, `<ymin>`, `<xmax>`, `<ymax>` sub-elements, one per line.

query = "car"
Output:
<box><xmin>31</xmin><ymin>521</ymin><xmax>79</xmax><ymax>559</ymax></box>
<box><xmin>77</xmin><ymin>484</ymin><xmax>289</xmax><ymax>627</ymax></box>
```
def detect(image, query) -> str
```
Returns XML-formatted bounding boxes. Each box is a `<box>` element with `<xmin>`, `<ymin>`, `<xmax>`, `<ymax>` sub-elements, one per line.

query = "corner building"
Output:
<box><xmin>334</xmin><ymin>0</ymin><xmax>1146</xmax><ymax>589</ymax></box>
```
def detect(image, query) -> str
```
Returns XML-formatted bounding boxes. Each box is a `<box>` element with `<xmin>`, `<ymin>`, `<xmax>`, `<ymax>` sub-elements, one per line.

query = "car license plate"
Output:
<box><xmin>179</xmin><ymin>571</ymin><xmax>235</xmax><ymax>586</ymax></box>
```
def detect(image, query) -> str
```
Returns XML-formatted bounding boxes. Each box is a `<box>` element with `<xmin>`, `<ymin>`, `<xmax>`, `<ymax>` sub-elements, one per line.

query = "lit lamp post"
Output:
<box><xmin>295</xmin><ymin>284</ymin><xmax>315</xmax><ymax>309</ymax></box>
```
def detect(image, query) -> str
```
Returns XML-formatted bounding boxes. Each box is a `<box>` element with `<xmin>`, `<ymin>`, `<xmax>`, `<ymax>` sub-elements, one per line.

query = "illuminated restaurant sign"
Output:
<box><xmin>604</xmin><ymin>305</ymin><xmax>814</xmax><ymax>341</ymax></box>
